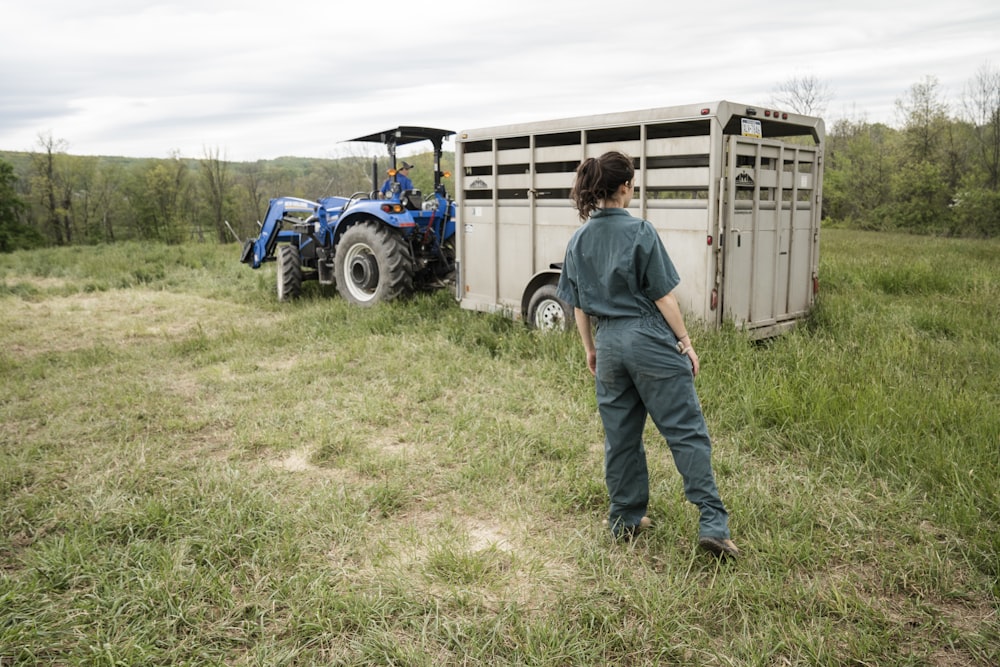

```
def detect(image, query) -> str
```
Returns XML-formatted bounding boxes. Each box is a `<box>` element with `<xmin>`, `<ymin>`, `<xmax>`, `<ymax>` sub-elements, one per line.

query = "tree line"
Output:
<box><xmin>0</xmin><ymin>142</ymin><xmax>425</xmax><ymax>252</ymax></box>
<box><xmin>2</xmin><ymin>68</ymin><xmax>999</xmax><ymax>253</ymax></box>
<box><xmin>821</xmin><ymin>69</ymin><xmax>1000</xmax><ymax>238</ymax></box>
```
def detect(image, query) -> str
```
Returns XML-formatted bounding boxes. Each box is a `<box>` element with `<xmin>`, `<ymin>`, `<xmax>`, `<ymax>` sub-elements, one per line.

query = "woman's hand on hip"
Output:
<box><xmin>684</xmin><ymin>346</ymin><xmax>699</xmax><ymax>377</ymax></box>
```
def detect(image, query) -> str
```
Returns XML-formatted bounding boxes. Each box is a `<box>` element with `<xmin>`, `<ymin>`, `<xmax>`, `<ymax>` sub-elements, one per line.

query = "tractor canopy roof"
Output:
<box><xmin>347</xmin><ymin>126</ymin><xmax>454</xmax><ymax>148</ymax></box>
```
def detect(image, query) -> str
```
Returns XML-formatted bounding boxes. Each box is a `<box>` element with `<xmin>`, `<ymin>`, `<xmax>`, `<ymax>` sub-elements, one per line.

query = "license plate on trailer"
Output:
<box><xmin>741</xmin><ymin>118</ymin><xmax>762</xmax><ymax>138</ymax></box>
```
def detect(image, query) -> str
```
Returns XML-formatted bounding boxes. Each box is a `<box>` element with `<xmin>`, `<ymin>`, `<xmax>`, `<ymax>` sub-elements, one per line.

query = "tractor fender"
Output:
<box><xmin>332</xmin><ymin>210</ymin><xmax>411</xmax><ymax>247</ymax></box>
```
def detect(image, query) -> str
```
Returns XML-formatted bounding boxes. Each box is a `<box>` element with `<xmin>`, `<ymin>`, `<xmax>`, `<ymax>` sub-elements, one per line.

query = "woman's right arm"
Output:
<box><xmin>654</xmin><ymin>292</ymin><xmax>699</xmax><ymax>377</ymax></box>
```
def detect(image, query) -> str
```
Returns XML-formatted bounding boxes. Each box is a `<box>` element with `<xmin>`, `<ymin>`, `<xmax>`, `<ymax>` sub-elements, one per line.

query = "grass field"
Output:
<box><xmin>1</xmin><ymin>229</ymin><xmax>997</xmax><ymax>666</ymax></box>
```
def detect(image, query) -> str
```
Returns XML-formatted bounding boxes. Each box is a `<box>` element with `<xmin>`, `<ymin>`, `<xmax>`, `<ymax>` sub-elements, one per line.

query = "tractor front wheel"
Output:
<box><xmin>276</xmin><ymin>244</ymin><xmax>303</xmax><ymax>302</ymax></box>
<box><xmin>334</xmin><ymin>222</ymin><xmax>414</xmax><ymax>306</ymax></box>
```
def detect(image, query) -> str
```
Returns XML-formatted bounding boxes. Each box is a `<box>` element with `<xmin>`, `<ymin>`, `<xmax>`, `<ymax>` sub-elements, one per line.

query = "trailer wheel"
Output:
<box><xmin>335</xmin><ymin>221</ymin><xmax>414</xmax><ymax>306</ymax></box>
<box><xmin>276</xmin><ymin>245</ymin><xmax>303</xmax><ymax>301</ymax></box>
<box><xmin>527</xmin><ymin>284</ymin><xmax>571</xmax><ymax>331</ymax></box>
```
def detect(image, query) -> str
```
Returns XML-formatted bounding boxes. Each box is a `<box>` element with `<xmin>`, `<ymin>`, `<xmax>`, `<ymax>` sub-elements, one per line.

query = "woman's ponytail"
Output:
<box><xmin>570</xmin><ymin>152</ymin><xmax>634</xmax><ymax>220</ymax></box>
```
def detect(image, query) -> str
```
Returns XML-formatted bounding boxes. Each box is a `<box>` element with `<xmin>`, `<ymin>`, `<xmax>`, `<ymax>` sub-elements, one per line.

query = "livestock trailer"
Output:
<box><xmin>454</xmin><ymin>100</ymin><xmax>825</xmax><ymax>338</ymax></box>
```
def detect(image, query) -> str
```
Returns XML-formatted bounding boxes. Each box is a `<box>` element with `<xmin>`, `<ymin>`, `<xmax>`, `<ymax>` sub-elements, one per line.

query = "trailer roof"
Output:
<box><xmin>457</xmin><ymin>101</ymin><xmax>824</xmax><ymax>144</ymax></box>
<box><xmin>347</xmin><ymin>126</ymin><xmax>455</xmax><ymax>146</ymax></box>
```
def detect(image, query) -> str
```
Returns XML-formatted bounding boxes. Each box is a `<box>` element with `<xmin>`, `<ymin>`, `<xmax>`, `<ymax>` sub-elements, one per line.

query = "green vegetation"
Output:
<box><xmin>822</xmin><ymin>72</ymin><xmax>1000</xmax><ymax>238</ymax></box>
<box><xmin>0</xmin><ymin>159</ymin><xmax>43</xmax><ymax>253</ymax></box>
<box><xmin>1</xmin><ymin>230</ymin><xmax>997</xmax><ymax>665</ymax></box>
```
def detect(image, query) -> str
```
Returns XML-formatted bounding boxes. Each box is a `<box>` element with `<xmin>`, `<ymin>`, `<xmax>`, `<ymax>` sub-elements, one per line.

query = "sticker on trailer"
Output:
<box><xmin>741</xmin><ymin>118</ymin><xmax>762</xmax><ymax>138</ymax></box>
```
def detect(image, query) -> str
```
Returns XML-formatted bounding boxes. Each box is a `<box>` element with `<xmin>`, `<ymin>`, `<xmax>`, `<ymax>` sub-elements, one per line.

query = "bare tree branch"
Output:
<box><xmin>771</xmin><ymin>74</ymin><xmax>833</xmax><ymax>116</ymax></box>
<box><xmin>961</xmin><ymin>62</ymin><xmax>1000</xmax><ymax>190</ymax></box>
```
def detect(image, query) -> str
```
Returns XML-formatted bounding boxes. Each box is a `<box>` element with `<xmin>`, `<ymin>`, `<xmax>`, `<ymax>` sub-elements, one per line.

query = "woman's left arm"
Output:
<box><xmin>573</xmin><ymin>308</ymin><xmax>597</xmax><ymax>376</ymax></box>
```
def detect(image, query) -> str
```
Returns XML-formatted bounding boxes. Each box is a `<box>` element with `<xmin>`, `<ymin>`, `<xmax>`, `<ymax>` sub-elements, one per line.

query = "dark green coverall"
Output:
<box><xmin>556</xmin><ymin>208</ymin><xmax>731</xmax><ymax>540</ymax></box>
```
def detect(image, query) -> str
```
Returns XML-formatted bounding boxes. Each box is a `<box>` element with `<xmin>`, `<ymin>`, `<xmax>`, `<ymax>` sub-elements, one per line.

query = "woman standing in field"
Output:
<box><xmin>556</xmin><ymin>151</ymin><xmax>739</xmax><ymax>558</ymax></box>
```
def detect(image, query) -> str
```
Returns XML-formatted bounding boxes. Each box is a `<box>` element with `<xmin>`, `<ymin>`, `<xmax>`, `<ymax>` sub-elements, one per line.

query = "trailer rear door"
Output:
<box><xmin>721</xmin><ymin>134</ymin><xmax>821</xmax><ymax>336</ymax></box>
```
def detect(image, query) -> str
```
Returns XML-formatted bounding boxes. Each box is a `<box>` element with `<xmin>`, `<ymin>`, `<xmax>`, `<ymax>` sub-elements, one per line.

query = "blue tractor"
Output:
<box><xmin>240</xmin><ymin>127</ymin><xmax>456</xmax><ymax>305</ymax></box>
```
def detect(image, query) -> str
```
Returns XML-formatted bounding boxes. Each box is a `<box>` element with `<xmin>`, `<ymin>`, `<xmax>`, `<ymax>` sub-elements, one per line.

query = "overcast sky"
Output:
<box><xmin>2</xmin><ymin>0</ymin><xmax>998</xmax><ymax>161</ymax></box>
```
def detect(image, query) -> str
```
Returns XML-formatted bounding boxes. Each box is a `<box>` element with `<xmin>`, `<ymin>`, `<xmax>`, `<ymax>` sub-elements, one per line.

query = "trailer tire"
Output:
<box><xmin>276</xmin><ymin>245</ymin><xmax>303</xmax><ymax>302</ymax></box>
<box><xmin>527</xmin><ymin>284</ymin><xmax>572</xmax><ymax>331</ymax></box>
<box><xmin>335</xmin><ymin>221</ymin><xmax>414</xmax><ymax>306</ymax></box>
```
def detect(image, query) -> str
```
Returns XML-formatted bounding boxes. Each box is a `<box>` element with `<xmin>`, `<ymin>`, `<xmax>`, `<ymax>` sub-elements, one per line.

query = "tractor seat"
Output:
<box><xmin>402</xmin><ymin>190</ymin><xmax>422</xmax><ymax>210</ymax></box>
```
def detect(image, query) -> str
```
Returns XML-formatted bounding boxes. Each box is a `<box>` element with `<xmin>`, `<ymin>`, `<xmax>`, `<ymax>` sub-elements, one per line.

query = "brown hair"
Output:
<box><xmin>570</xmin><ymin>151</ymin><xmax>635</xmax><ymax>220</ymax></box>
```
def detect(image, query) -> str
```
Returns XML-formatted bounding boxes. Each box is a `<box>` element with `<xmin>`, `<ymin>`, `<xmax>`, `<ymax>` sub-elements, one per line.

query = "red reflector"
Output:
<box><xmin>700</xmin><ymin>108</ymin><xmax>710</xmax><ymax>115</ymax></box>
<box><xmin>707</xmin><ymin>235</ymin><xmax>713</xmax><ymax>246</ymax></box>
<box><xmin>710</xmin><ymin>288</ymin><xmax>718</xmax><ymax>310</ymax></box>
<box><xmin>782</xmin><ymin>112</ymin><xmax>788</xmax><ymax>120</ymax></box>
<box><xmin>764</xmin><ymin>110</ymin><xmax>771</xmax><ymax>117</ymax></box>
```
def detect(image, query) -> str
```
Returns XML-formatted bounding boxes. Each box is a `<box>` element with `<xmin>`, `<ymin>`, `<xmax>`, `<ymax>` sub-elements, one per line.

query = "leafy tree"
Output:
<box><xmin>896</xmin><ymin>75</ymin><xmax>950</xmax><ymax>163</ymax></box>
<box><xmin>91</xmin><ymin>160</ymin><xmax>128</xmax><ymax>243</ymax></box>
<box><xmin>235</xmin><ymin>160</ymin><xmax>269</xmax><ymax>241</ymax></box>
<box><xmin>949</xmin><ymin>186</ymin><xmax>1000</xmax><ymax>237</ymax></box>
<box><xmin>939</xmin><ymin>120</ymin><xmax>976</xmax><ymax>193</ymax></box>
<box><xmin>200</xmin><ymin>146</ymin><xmax>234</xmax><ymax>243</ymax></box>
<box><xmin>29</xmin><ymin>134</ymin><xmax>74</xmax><ymax>245</ymax></box>
<box><xmin>947</xmin><ymin>63</ymin><xmax>1000</xmax><ymax>237</ymax></box>
<box><xmin>61</xmin><ymin>155</ymin><xmax>126</xmax><ymax>244</ymax></box>
<box><xmin>0</xmin><ymin>158</ymin><xmax>44</xmax><ymax>252</ymax></box>
<box><xmin>889</xmin><ymin>160</ymin><xmax>952</xmax><ymax>233</ymax></box>
<box><xmin>889</xmin><ymin>77</ymin><xmax>955</xmax><ymax>232</ymax></box>
<box><xmin>824</xmin><ymin>119</ymin><xmax>895</xmax><ymax>227</ymax></box>
<box><xmin>130</xmin><ymin>153</ymin><xmax>192</xmax><ymax>243</ymax></box>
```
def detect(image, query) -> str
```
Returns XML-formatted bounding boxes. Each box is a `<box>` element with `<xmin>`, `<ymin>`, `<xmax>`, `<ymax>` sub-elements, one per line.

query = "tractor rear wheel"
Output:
<box><xmin>334</xmin><ymin>221</ymin><xmax>414</xmax><ymax>306</ymax></box>
<box><xmin>276</xmin><ymin>244</ymin><xmax>303</xmax><ymax>301</ymax></box>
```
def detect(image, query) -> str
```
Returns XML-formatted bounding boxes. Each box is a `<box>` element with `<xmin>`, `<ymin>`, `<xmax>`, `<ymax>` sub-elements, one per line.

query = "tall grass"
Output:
<box><xmin>1</xmin><ymin>231</ymin><xmax>997</xmax><ymax>665</ymax></box>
